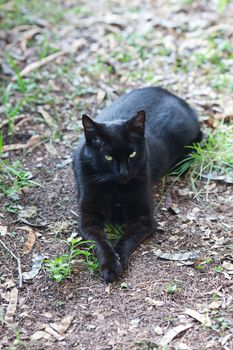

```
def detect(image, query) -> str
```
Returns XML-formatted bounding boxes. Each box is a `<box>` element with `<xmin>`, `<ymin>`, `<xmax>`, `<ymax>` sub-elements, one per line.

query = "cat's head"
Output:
<box><xmin>82</xmin><ymin>111</ymin><xmax>147</xmax><ymax>184</ymax></box>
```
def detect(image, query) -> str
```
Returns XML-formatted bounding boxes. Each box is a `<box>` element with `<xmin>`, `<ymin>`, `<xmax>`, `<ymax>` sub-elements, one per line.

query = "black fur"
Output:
<box><xmin>73</xmin><ymin>87</ymin><xmax>202</xmax><ymax>282</ymax></box>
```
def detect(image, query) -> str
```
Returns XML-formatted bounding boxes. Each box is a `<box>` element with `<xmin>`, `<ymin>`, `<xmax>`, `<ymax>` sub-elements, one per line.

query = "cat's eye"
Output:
<box><xmin>105</xmin><ymin>155</ymin><xmax>113</xmax><ymax>161</ymax></box>
<box><xmin>129</xmin><ymin>151</ymin><xmax>136</xmax><ymax>158</ymax></box>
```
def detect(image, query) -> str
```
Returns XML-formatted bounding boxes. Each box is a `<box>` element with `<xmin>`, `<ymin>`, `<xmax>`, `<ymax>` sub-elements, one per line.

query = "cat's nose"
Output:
<box><xmin>119</xmin><ymin>166</ymin><xmax>129</xmax><ymax>178</ymax></box>
<box><xmin>119</xmin><ymin>167</ymin><xmax>128</xmax><ymax>177</ymax></box>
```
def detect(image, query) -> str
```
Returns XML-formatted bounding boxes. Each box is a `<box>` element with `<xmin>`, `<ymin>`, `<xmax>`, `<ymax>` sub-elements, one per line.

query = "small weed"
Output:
<box><xmin>44</xmin><ymin>238</ymin><xmax>98</xmax><ymax>282</ymax></box>
<box><xmin>194</xmin><ymin>257</ymin><xmax>213</xmax><ymax>271</ymax></box>
<box><xmin>165</xmin><ymin>284</ymin><xmax>177</xmax><ymax>295</ymax></box>
<box><xmin>214</xmin><ymin>265</ymin><xmax>223</xmax><ymax>273</ymax></box>
<box><xmin>217</xmin><ymin>0</ymin><xmax>231</xmax><ymax>12</ymax></box>
<box><xmin>0</xmin><ymin>160</ymin><xmax>39</xmax><ymax>201</ymax></box>
<box><xmin>2</xmin><ymin>84</ymin><xmax>25</xmax><ymax>135</ymax></box>
<box><xmin>212</xmin><ymin>317</ymin><xmax>230</xmax><ymax>331</ymax></box>
<box><xmin>212</xmin><ymin>293</ymin><xmax>221</xmax><ymax>301</ymax></box>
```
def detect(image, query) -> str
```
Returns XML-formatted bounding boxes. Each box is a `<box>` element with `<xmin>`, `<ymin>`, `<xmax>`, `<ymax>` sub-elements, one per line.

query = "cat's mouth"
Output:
<box><xmin>117</xmin><ymin>176</ymin><xmax>130</xmax><ymax>184</ymax></box>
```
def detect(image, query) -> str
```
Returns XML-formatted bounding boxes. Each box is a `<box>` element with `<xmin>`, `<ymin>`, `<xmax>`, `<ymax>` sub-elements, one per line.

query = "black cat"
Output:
<box><xmin>73</xmin><ymin>87</ymin><xmax>202</xmax><ymax>282</ymax></box>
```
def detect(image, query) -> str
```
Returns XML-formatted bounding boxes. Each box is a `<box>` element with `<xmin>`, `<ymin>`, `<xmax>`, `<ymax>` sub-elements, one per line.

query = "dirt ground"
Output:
<box><xmin>0</xmin><ymin>1</ymin><xmax>233</xmax><ymax>349</ymax></box>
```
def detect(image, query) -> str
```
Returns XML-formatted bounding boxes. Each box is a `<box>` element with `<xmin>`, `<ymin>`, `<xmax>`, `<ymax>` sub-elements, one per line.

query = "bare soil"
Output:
<box><xmin>0</xmin><ymin>1</ymin><xmax>232</xmax><ymax>349</ymax></box>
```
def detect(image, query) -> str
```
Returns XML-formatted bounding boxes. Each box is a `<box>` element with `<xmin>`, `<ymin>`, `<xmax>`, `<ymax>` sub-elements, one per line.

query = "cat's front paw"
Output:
<box><xmin>100</xmin><ymin>255</ymin><xmax>122</xmax><ymax>283</ymax></box>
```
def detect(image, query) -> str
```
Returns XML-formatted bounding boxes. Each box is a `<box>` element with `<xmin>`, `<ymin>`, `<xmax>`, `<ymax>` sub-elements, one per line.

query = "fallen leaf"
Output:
<box><xmin>45</xmin><ymin>143</ymin><xmax>58</xmax><ymax>155</ymax></box>
<box><xmin>18</xmin><ymin>206</ymin><xmax>37</xmax><ymax>220</ymax></box>
<box><xmin>207</xmin><ymin>301</ymin><xmax>222</xmax><ymax>310</ymax></box>
<box><xmin>50</xmin><ymin>314</ymin><xmax>75</xmax><ymax>335</ymax></box>
<box><xmin>5</xmin><ymin>287</ymin><xmax>18</xmax><ymax>324</ymax></box>
<box><xmin>2</xmin><ymin>135</ymin><xmax>40</xmax><ymax>152</ymax></box>
<box><xmin>44</xmin><ymin>325</ymin><xmax>64</xmax><ymax>341</ymax></box>
<box><xmin>145</xmin><ymin>297</ymin><xmax>165</xmax><ymax>307</ymax></box>
<box><xmin>159</xmin><ymin>323</ymin><xmax>193</xmax><ymax>346</ymax></box>
<box><xmin>0</xmin><ymin>226</ymin><xmax>7</xmax><ymax>236</ymax></box>
<box><xmin>153</xmin><ymin>249</ymin><xmax>198</xmax><ymax>261</ymax></box>
<box><xmin>96</xmin><ymin>90</ymin><xmax>106</xmax><ymax>104</ymax></box>
<box><xmin>154</xmin><ymin>326</ymin><xmax>163</xmax><ymax>335</ymax></box>
<box><xmin>2</xmin><ymin>279</ymin><xmax>15</xmax><ymax>289</ymax></box>
<box><xmin>20</xmin><ymin>27</ymin><xmax>41</xmax><ymax>53</ymax></box>
<box><xmin>14</xmin><ymin>38</ymin><xmax>86</xmax><ymax>80</ymax></box>
<box><xmin>22</xmin><ymin>227</ymin><xmax>36</xmax><ymax>255</ymax></box>
<box><xmin>31</xmin><ymin>330</ymin><xmax>51</xmax><ymax>340</ymax></box>
<box><xmin>38</xmin><ymin>106</ymin><xmax>53</xmax><ymax>127</ymax></box>
<box><xmin>22</xmin><ymin>253</ymin><xmax>44</xmax><ymax>280</ymax></box>
<box><xmin>222</xmin><ymin>260</ymin><xmax>233</xmax><ymax>271</ymax></box>
<box><xmin>185</xmin><ymin>308</ymin><xmax>212</xmax><ymax>327</ymax></box>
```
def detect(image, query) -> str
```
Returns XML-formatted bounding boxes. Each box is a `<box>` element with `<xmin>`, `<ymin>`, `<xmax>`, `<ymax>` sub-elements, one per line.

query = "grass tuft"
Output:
<box><xmin>169</xmin><ymin>124</ymin><xmax>233</xmax><ymax>191</ymax></box>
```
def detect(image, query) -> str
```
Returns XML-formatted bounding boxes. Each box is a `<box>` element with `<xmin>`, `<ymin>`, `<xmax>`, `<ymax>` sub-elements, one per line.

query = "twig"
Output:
<box><xmin>13</xmin><ymin>38</ymin><xmax>86</xmax><ymax>80</ymax></box>
<box><xmin>13</xmin><ymin>51</ymin><xmax>65</xmax><ymax>80</ymax></box>
<box><xmin>0</xmin><ymin>239</ymin><xmax>23</xmax><ymax>288</ymax></box>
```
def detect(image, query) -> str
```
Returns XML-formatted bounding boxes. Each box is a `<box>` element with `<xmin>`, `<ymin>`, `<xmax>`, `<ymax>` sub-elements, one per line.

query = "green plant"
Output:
<box><xmin>165</xmin><ymin>284</ymin><xmax>177</xmax><ymax>295</ymax></box>
<box><xmin>213</xmin><ymin>317</ymin><xmax>230</xmax><ymax>331</ymax></box>
<box><xmin>44</xmin><ymin>238</ymin><xmax>98</xmax><ymax>282</ymax></box>
<box><xmin>169</xmin><ymin>124</ymin><xmax>233</xmax><ymax>193</ymax></box>
<box><xmin>2</xmin><ymin>84</ymin><xmax>25</xmax><ymax>135</ymax></box>
<box><xmin>214</xmin><ymin>265</ymin><xmax>223</xmax><ymax>273</ymax></box>
<box><xmin>104</xmin><ymin>223</ymin><xmax>123</xmax><ymax>241</ymax></box>
<box><xmin>0</xmin><ymin>160</ymin><xmax>39</xmax><ymax>201</ymax></box>
<box><xmin>217</xmin><ymin>0</ymin><xmax>231</xmax><ymax>12</ymax></box>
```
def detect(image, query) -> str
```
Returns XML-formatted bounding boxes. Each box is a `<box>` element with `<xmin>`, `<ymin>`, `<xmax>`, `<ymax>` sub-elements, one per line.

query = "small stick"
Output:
<box><xmin>0</xmin><ymin>239</ymin><xmax>23</xmax><ymax>288</ymax></box>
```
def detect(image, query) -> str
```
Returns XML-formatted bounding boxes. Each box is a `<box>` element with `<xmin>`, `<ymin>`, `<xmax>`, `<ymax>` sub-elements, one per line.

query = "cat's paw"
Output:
<box><xmin>115</xmin><ymin>244</ymin><xmax>129</xmax><ymax>268</ymax></box>
<box><xmin>100</xmin><ymin>255</ymin><xmax>122</xmax><ymax>283</ymax></box>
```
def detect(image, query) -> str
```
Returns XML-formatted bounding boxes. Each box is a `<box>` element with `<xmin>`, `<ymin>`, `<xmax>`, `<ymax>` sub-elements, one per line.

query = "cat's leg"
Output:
<box><xmin>115</xmin><ymin>213</ymin><xmax>155</xmax><ymax>268</ymax></box>
<box><xmin>79</xmin><ymin>210</ymin><xmax>122</xmax><ymax>282</ymax></box>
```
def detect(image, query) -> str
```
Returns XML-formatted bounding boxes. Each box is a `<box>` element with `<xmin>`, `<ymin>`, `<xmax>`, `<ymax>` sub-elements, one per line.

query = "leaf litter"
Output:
<box><xmin>0</xmin><ymin>0</ymin><xmax>233</xmax><ymax>349</ymax></box>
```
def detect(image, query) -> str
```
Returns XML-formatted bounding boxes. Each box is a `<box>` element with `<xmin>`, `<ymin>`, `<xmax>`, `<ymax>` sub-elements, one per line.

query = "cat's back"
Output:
<box><xmin>96</xmin><ymin>87</ymin><xmax>192</xmax><ymax>124</ymax></box>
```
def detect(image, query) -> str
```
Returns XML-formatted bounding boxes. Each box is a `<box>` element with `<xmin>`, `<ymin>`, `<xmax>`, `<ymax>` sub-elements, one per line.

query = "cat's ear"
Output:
<box><xmin>82</xmin><ymin>114</ymin><xmax>99</xmax><ymax>142</ymax></box>
<box><xmin>82</xmin><ymin>114</ymin><xmax>106</xmax><ymax>147</ymax></box>
<box><xmin>125</xmin><ymin>110</ymin><xmax>145</xmax><ymax>141</ymax></box>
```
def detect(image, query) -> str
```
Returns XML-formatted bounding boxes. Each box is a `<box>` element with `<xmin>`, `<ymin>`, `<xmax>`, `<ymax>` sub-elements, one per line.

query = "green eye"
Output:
<box><xmin>129</xmin><ymin>151</ymin><xmax>136</xmax><ymax>158</ymax></box>
<box><xmin>105</xmin><ymin>155</ymin><xmax>113</xmax><ymax>161</ymax></box>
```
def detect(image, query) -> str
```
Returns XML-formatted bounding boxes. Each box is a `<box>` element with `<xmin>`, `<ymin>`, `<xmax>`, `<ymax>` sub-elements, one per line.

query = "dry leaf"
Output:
<box><xmin>15</xmin><ymin>51</ymin><xmax>65</xmax><ymax>79</ymax></box>
<box><xmin>222</xmin><ymin>261</ymin><xmax>233</xmax><ymax>271</ymax></box>
<box><xmin>5</xmin><ymin>287</ymin><xmax>18</xmax><ymax>324</ymax></box>
<box><xmin>0</xmin><ymin>226</ymin><xmax>7</xmax><ymax>236</ymax></box>
<box><xmin>2</xmin><ymin>279</ymin><xmax>15</xmax><ymax>289</ymax></box>
<box><xmin>159</xmin><ymin>323</ymin><xmax>193</xmax><ymax>346</ymax></box>
<box><xmin>22</xmin><ymin>253</ymin><xmax>44</xmax><ymax>280</ymax></box>
<box><xmin>14</xmin><ymin>38</ymin><xmax>86</xmax><ymax>80</ymax></box>
<box><xmin>50</xmin><ymin>314</ymin><xmax>75</xmax><ymax>335</ymax></box>
<box><xmin>207</xmin><ymin>301</ymin><xmax>222</xmax><ymax>310</ymax></box>
<box><xmin>20</xmin><ymin>27</ymin><xmax>41</xmax><ymax>53</ymax></box>
<box><xmin>38</xmin><ymin>106</ymin><xmax>53</xmax><ymax>127</ymax></box>
<box><xmin>22</xmin><ymin>227</ymin><xmax>36</xmax><ymax>255</ymax></box>
<box><xmin>31</xmin><ymin>330</ymin><xmax>51</xmax><ymax>340</ymax></box>
<box><xmin>145</xmin><ymin>297</ymin><xmax>165</xmax><ymax>307</ymax></box>
<box><xmin>96</xmin><ymin>90</ymin><xmax>106</xmax><ymax>104</ymax></box>
<box><xmin>153</xmin><ymin>249</ymin><xmax>198</xmax><ymax>261</ymax></box>
<box><xmin>45</xmin><ymin>143</ymin><xmax>58</xmax><ymax>155</ymax></box>
<box><xmin>185</xmin><ymin>308</ymin><xmax>212</xmax><ymax>327</ymax></box>
<box><xmin>44</xmin><ymin>326</ymin><xmax>64</xmax><ymax>341</ymax></box>
<box><xmin>18</xmin><ymin>206</ymin><xmax>37</xmax><ymax>220</ymax></box>
<box><xmin>154</xmin><ymin>326</ymin><xmax>163</xmax><ymax>335</ymax></box>
<box><xmin>2</xmin><ymin>135</ymin><xmax>40</xmax><ymax>152</ymax></box>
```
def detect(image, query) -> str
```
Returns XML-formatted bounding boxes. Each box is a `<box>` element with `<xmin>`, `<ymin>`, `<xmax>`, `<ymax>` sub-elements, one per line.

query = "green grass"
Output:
<box><xmin>44</xmin><ymin>224</ymin><xmax>124</xmax><ymax>282</ymax></box>
<box><xmin>104</xmin><ymin>223</ymin><xmax>123</xmax><ymax>242</ymax></box>
<box><xmin>0</xmin><ymin>158</ymin><xmax>39</xmax><ymax>201</ymax></box>
<box><xmin>169</xmin><ymin>124</ymin><xmax>233</xmax><ymax>192</ymax></box>
<box><xmin>44</xmin><ymin>238</ymin><xmax>98</xmax><ymax>282</ymax></box>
